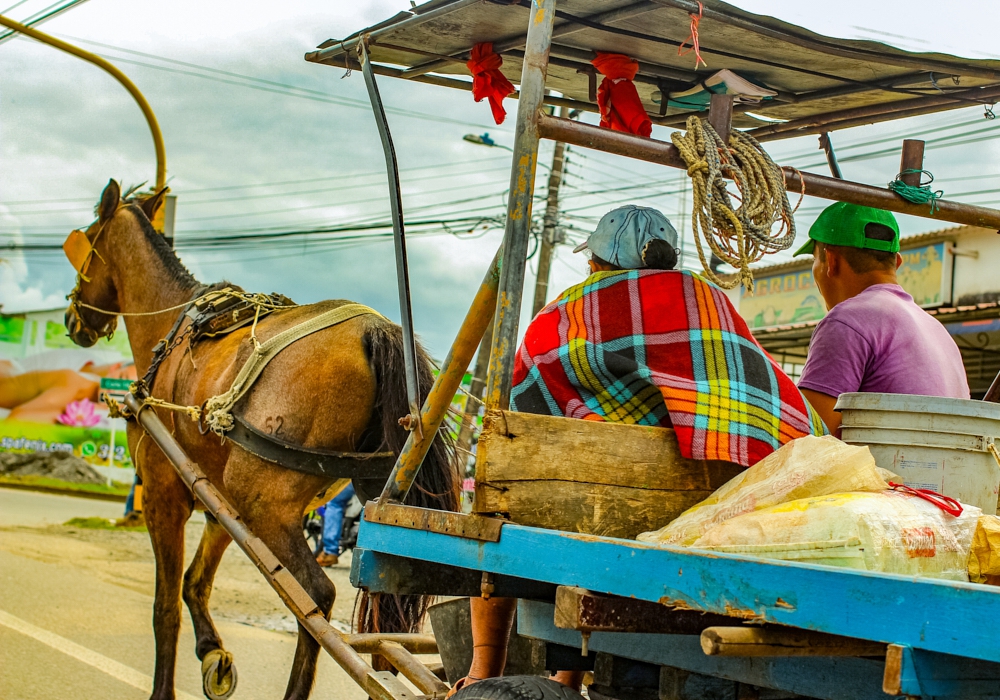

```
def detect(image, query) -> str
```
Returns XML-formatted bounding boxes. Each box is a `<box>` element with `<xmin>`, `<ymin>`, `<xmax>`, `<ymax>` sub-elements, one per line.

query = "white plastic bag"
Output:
<box><xmin>638</xmin><ymin>435</ymin><xmax>887</xmax><ymax>546</ymax></box>
<box><xmin>691</xmin><ymin>490</ymin><xmax>981</xmax><ymax>581</ymax></box>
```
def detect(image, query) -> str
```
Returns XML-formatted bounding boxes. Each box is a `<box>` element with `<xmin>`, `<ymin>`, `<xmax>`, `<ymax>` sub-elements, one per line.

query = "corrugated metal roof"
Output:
<box><xmin>307</xmin><ymin>0</ymin><xmax>1000</xmax><ymax>133</ymax></box>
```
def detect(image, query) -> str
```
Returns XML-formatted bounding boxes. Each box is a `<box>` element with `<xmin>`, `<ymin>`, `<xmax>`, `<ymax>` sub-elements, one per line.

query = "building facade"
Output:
<box><xmin>734</xmin><ymin>226</ymin><xmax>1000</xmax><ymax>398</ymax></box>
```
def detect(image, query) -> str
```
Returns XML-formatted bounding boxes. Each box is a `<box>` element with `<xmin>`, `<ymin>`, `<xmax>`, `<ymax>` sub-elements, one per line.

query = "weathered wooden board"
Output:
<box><xmin>474</xmin><ymin>411</ymin><xmax>743</xmax><ymax>538</ymax></box>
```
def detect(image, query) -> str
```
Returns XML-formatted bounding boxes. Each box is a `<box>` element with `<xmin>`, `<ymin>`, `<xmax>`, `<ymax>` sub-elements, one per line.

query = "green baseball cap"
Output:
<box><xmin>793</xmin><ymin>202</ymin><xmax>900</xmax><ymax>256</ymax></box>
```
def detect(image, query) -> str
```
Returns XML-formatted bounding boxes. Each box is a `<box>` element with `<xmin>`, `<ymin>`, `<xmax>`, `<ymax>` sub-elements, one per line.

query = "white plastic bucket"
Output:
<box><xmin>836</xmin><ymin>393</ymin><xmax>1000</xmax><ymax>514</ymax></box>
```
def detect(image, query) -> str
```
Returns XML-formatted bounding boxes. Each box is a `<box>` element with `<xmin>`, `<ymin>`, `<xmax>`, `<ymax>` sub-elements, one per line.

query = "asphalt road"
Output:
<box><xmin>0</xmin><ymin>487</ymin><xmax>370</xmax><ymax>700</ymax></box>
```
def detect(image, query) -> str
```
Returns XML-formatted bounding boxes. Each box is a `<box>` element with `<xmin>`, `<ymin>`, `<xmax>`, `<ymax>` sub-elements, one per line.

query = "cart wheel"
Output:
<box><xmin>450</xmin><ymin>677</ymin><xmax>583</xmax><ymax>700</ymax></box>
<box><xmin>201</xmin><ymin>648</ymin><xmax>238</xmax><ymax>700</ymax></box>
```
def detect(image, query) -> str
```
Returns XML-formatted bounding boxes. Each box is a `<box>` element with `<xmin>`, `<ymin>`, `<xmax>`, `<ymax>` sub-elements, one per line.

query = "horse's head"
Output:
<box><xmin>64</xmin><ymin>179</ymin><xmax>166</xmax><ymax>347</ymax></box>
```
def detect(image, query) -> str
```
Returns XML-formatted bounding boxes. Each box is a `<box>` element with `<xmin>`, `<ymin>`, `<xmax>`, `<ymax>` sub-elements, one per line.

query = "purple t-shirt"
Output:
<box><xmin>798</xmin><ymin>284</ymin><xmax>969</xmax><ymax>399</ymax></box>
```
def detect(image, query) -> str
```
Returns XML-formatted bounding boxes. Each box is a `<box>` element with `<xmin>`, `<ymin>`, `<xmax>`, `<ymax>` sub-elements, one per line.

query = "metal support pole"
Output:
<box><xmin>359</xmin><ymin>38</ymin><xmax>422</xmax><ymax>426</ymax></box>
<box><xmin>708</xmin><ymin>93</ymin><xmax>734</xmax><ymax>144</ymax></box>
<box><xmin>122</xmin><ymin>392</ymin><xmax>425</xmax><ymax>700</ymax></box>
<box><xmin>818</xmin><ymin>132</ymin><xmax>843</xmax><ymax>179</ymax></box>
<box><xmin>532</xmin><ymin>105</ymin><xmax>569</xmax><ymax>316</ymax></box>
<box><xmin>378</xmin><ymin>249</ymin><xmax>502</xmax><ymax>504</ymax></box>
<box><xmin>0</xmin><ymin>14</ymin><xmax>166</xmax><ymax>192</ymax></box>
<box><xmin>484</xmin><ymin>0</ymin><xmax>556</xmax><ymax>410</ymax></box>
<box><xmin>536</xmin><ymin>114</ymin><xmax>1000</xmax><ymax>230</ymax></box>
<box><xmin>899</xmin><ymin>139</ymin><xmax>926</xmax><ymax>185</ymax></box>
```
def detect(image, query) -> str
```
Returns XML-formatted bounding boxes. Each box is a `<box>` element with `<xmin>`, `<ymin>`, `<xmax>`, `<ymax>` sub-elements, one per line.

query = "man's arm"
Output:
<box><xmin>801</xmin><ymin>388</ymin><xmax>841</xmax><ymax>437</ymax></box>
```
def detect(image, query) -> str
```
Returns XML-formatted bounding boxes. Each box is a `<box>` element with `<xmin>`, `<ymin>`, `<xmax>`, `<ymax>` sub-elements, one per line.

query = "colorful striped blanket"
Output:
<box><xmin>511</xmin><ymin>270</ymin><xmax>826</xmax><ymax>467</ymax></box>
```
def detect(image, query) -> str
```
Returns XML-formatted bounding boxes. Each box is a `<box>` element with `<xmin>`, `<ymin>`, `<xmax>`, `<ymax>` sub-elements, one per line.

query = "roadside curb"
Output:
<box><xmin>0</xmin><ymin>482</ymin><xmax>127</xmax><ymax>503</ymax></box>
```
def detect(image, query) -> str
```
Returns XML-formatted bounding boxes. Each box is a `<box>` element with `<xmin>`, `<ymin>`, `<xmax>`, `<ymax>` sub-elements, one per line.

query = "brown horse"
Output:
<box><xmin>65</xmin><ymin>179</ymin><xmax>459</xmax><ymax>700</ymax></box>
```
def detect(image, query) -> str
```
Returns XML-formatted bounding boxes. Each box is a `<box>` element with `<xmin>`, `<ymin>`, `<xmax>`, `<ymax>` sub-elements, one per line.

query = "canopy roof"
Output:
<box><xmin>306</xmin><ymin>0</ymin><xmax>1000</xmax><ymax>138</ymax></box>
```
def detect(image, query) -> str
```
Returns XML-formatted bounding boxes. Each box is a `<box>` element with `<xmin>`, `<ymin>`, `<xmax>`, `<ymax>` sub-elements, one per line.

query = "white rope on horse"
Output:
<box><xmin>74</xmin><ymin>288</ymin><xmax>299</xmax><ymax>317</ymax></box>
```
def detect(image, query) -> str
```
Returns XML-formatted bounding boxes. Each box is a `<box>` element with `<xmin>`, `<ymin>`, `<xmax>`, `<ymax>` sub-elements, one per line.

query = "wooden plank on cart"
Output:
<box><xmin>473</xmin><ymin>410</ymin><xmax>742</xmax><ymax>538</ymax></box>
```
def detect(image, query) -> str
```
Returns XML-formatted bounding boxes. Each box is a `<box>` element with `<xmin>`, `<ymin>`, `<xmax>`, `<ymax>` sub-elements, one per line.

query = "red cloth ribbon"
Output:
<box><xmin>467</xmin><ymin>43</ymin><xmax>515</xmax><ymax>125</ymax></box>
<box><xmin>591</xmin><ymin>53</ymin><xmax>652</xmax><ymax>138</ymax></box>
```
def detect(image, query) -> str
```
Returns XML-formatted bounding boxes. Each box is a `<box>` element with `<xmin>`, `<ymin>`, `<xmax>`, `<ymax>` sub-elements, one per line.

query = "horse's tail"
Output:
<box><xmin>356</xmin><ymin>320</ymin><xmax>461</xmax><ymax>637</ymax></box>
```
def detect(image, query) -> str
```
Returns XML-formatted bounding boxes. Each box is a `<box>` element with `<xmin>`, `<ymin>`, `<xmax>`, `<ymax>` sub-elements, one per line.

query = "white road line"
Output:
<box><xmin>0</xmin><ymin>608</ymin><xmax>201</xmax><ymax>700</ymax></box>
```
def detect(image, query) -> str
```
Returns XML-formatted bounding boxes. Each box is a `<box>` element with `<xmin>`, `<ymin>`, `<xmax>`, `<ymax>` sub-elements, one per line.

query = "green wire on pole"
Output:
<box><xmin>888</xmin><ymin>169</ymin><xmax>943</xmax><ymax>214</ymax></box>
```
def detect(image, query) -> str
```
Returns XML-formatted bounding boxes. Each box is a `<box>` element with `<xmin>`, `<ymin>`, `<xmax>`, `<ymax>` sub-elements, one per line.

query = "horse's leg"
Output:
<box><xmin>183</xmin><ymin>513</ymin><xmax>237</xmax><ymax>698</ymax></box>
<box><xmin>225</xmin><ymin>456</ymin><xmax>335</xmax><ymax>700</ymax></box>
<box><xmin>143</xmin><ymin>453</ymin><xmax>194</xmax><ymax>700</ymax></box>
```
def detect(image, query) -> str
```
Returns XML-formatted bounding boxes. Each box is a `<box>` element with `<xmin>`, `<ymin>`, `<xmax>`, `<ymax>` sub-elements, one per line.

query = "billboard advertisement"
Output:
<box><xmin>741</xmin><ymin>242</ymin><xmax>952</xmax><ymax>330</ymax></box>
<box><xmin>1</xmin><ymin>308</ymin><xmax>133</xmax><ymax>471</ymax></box>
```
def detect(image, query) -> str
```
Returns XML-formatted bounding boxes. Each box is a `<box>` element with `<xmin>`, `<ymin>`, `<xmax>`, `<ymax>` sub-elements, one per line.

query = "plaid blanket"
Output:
<box><xmin>511</xmin><ymin>270</ymin><xmax>826</xmax><ymax>467</ymax></box>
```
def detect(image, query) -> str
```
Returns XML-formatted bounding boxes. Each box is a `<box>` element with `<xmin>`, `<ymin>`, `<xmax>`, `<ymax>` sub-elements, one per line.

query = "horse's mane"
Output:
<box><xmin>122</xmin><ymin>201</ymin><xmax>199</xmax><ymax>290</ymax></box>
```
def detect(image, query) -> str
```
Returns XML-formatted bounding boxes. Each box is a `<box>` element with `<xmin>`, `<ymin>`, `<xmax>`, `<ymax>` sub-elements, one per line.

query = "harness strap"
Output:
<box><xmin>226</xmin><ymin>412</ymin><xmax>395</xmax><ymax>478</ymax></box>
<box><xmin>202</xmin><ymin>303</ymin><xmax>385</xmax><ymax>434</ymax></box>
<box><xmin>140</xmin><ymin>284</ymin><xmax>213</xmax><ymax>390</ymax></box>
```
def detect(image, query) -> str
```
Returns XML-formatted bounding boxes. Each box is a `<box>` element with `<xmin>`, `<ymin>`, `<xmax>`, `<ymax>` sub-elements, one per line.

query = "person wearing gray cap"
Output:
<box><xmin>453</xmin><ymin>205</ymin><xmax>825</xmax><ymax>697</ymax></box>
<box><xmin>571</xmin><ymin>203</ymin><xmax>680</xmax><ymax>273</ymax></box>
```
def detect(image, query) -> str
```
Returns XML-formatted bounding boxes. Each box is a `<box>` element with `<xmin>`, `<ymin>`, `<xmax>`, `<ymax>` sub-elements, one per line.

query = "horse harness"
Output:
<box><xmin>132</xmin><ymin>287</ymin><xmax>396</xmax><ymax>484</ymax></box>
<box><xmin>64</xmin><ymin>202</ymin><xmax>396</xmax><ymax>490</ymax></box>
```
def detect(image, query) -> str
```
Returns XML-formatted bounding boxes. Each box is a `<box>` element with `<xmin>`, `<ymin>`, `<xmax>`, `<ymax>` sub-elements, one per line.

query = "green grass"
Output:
<box><xmin>64</xmin><ymin>516</ymin><xmax>146</xmax><ymax>532</ymax></box>
<box><xmin>0</xmin><ymin>474</ymin><xmax>130</xmax><ymax>499</ymax></box>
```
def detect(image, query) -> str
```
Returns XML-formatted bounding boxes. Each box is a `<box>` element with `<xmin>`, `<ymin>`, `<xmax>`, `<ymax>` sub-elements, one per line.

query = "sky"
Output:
<box><xmin>2</xmin><ymin>0</ymin><xmax>1000</xmax><ymax>358</ymax></box>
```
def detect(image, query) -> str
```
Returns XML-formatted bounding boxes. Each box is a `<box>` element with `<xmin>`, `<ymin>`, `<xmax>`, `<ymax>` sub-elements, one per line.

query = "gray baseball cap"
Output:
<box><xmin>573</xmin><ymin>205</ymin><xmax>678</xmax><ymax>270</ymax></box>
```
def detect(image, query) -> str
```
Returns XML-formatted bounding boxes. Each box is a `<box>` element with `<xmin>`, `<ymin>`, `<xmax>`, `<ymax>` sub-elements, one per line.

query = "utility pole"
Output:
<box><xmin>531</xmin><ymin>105</ymin><xmax>571</xmax><ymax>316</ymax></box>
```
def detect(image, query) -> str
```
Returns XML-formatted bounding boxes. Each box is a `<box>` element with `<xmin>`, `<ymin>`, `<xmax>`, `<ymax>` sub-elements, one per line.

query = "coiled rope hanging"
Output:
<box><xmin>671</xmin><ymin>115</ymin><xmax>798</xmax><ymax>291</ymax></box>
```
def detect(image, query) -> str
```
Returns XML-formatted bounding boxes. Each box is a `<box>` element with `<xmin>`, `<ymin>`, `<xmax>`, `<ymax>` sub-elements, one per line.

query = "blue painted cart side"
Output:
<box><xmin>355</xmin><ymin>519</ymin><xmax>1000</xmax><ymax>665</ymax></box>
<box><xmin>516</xmin><ymin>600</ymin><xmax>891</xmax><ymax>700</ymax></box>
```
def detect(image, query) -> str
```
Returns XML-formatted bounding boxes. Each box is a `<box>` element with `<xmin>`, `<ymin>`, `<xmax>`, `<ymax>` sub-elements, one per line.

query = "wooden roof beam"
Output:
<box><xmin>750</xmin><ymin>83</ymin><xmax>1000</xmax><ymax>142</ymax></box>
<box><xmin>650</xmin><ymin>0</ymin><xmax>997</xmax><ymax>81</ymax></box>
<box><xmin>396</xmin><ymin>0</ymin><xmax>661</xmax><ymax>80</ymax></box>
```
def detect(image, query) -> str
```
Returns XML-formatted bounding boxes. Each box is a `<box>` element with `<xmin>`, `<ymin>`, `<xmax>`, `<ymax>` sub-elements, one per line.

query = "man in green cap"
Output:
<box><xmin>794</xmin><ymin>202</ymin><xmax>969</xmax><ymax>435</ymax></box>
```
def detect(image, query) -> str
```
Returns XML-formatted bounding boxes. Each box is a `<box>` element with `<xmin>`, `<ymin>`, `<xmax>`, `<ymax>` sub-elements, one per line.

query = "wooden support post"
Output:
<box><xmin>555</xmin><ymin>586</ymin><xmax>739</xmax><ymax>635</ymax></box>
<box><xmin>708</xmin><ymin>93</ymin><xmax>734</xmax><ymax>143</ymax></box>
<box><xmin>900</xmin><ymin>139</ymin><xmax>926</xmax><ymax>185</ymax></box>
<box><xmin>701</xmin><ymin>626</ymin><xmax>887</xmax><ymax>658</ymax></box>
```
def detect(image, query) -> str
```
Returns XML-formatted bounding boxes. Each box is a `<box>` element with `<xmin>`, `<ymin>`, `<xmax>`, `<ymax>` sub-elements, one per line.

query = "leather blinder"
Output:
<box><xmin>63</xmin><ymin>229</ymin><xmax>94</xmax><ymax>275</ymax></box>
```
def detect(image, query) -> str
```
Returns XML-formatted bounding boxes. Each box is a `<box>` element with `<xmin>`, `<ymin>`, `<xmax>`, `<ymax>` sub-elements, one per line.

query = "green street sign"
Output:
<box><xmin>99</xmin><ymin>378</ymin><xmax>133</xmax><ymax>392</ymax></box>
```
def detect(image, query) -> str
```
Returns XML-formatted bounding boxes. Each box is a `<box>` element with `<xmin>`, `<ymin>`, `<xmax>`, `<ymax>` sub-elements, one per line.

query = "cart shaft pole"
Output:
<box><xmin>537</xmin><ymin>114</ymin><xmax>1000</xmax><ymax>230</ymax></box>
<box><xmin>484</xmin><ymin>0</ymin><xmax>557</xmax><ymax>411</ymax></box>
<box><xmin>379</xmin><ymin>248</ymin><xmax>502</xmax><ymax>503</ymax></box>
<box><xmin>123</xmin><ymin>394</ymin><xmax>425</xmax><ymax>700</ymax></box>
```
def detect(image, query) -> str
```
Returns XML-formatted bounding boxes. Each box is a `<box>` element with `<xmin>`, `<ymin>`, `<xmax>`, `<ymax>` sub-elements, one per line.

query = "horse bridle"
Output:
<box><xmin>63</xmin><ymin>204</ymin><xmax>124</xmax><ymax>345</ymax></box>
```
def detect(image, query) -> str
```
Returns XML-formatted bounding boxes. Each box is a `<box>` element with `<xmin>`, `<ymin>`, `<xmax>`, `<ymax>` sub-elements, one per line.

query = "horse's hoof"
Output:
<box><xmin>201</xmin><ymin>648</ymin><xmax>238</xmax><ymax>700</ymax></box>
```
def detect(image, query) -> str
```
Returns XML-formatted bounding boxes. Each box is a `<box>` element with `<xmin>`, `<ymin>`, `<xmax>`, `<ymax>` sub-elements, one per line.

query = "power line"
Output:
<box><xmin>50</xmin><ymin>34</ymin><xmax>510</xmax><ymax>132</ymax></box>
<box><xmin>0</xmin><ymin>0</ymin><xmax>90</xmax><ymax>45</ymax></box>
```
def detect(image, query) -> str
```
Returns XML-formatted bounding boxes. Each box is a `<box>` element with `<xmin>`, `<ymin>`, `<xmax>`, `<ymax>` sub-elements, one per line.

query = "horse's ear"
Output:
<box><xmin>98</xmin><ymin>179</ymin><xmax>120</xmax><ymax>223</ymax></box>
<box><xmin>138</xmin><ymin>188</ymin><xmax>167</xmax><ymax>222</ymax></box>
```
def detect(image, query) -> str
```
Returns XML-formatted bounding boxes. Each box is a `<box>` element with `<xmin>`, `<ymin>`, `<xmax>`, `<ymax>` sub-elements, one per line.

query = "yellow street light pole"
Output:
<box><xmin>0</xmin><ymin>14</ymin><xmax>167</xmax><ymax>193</ymax></box>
